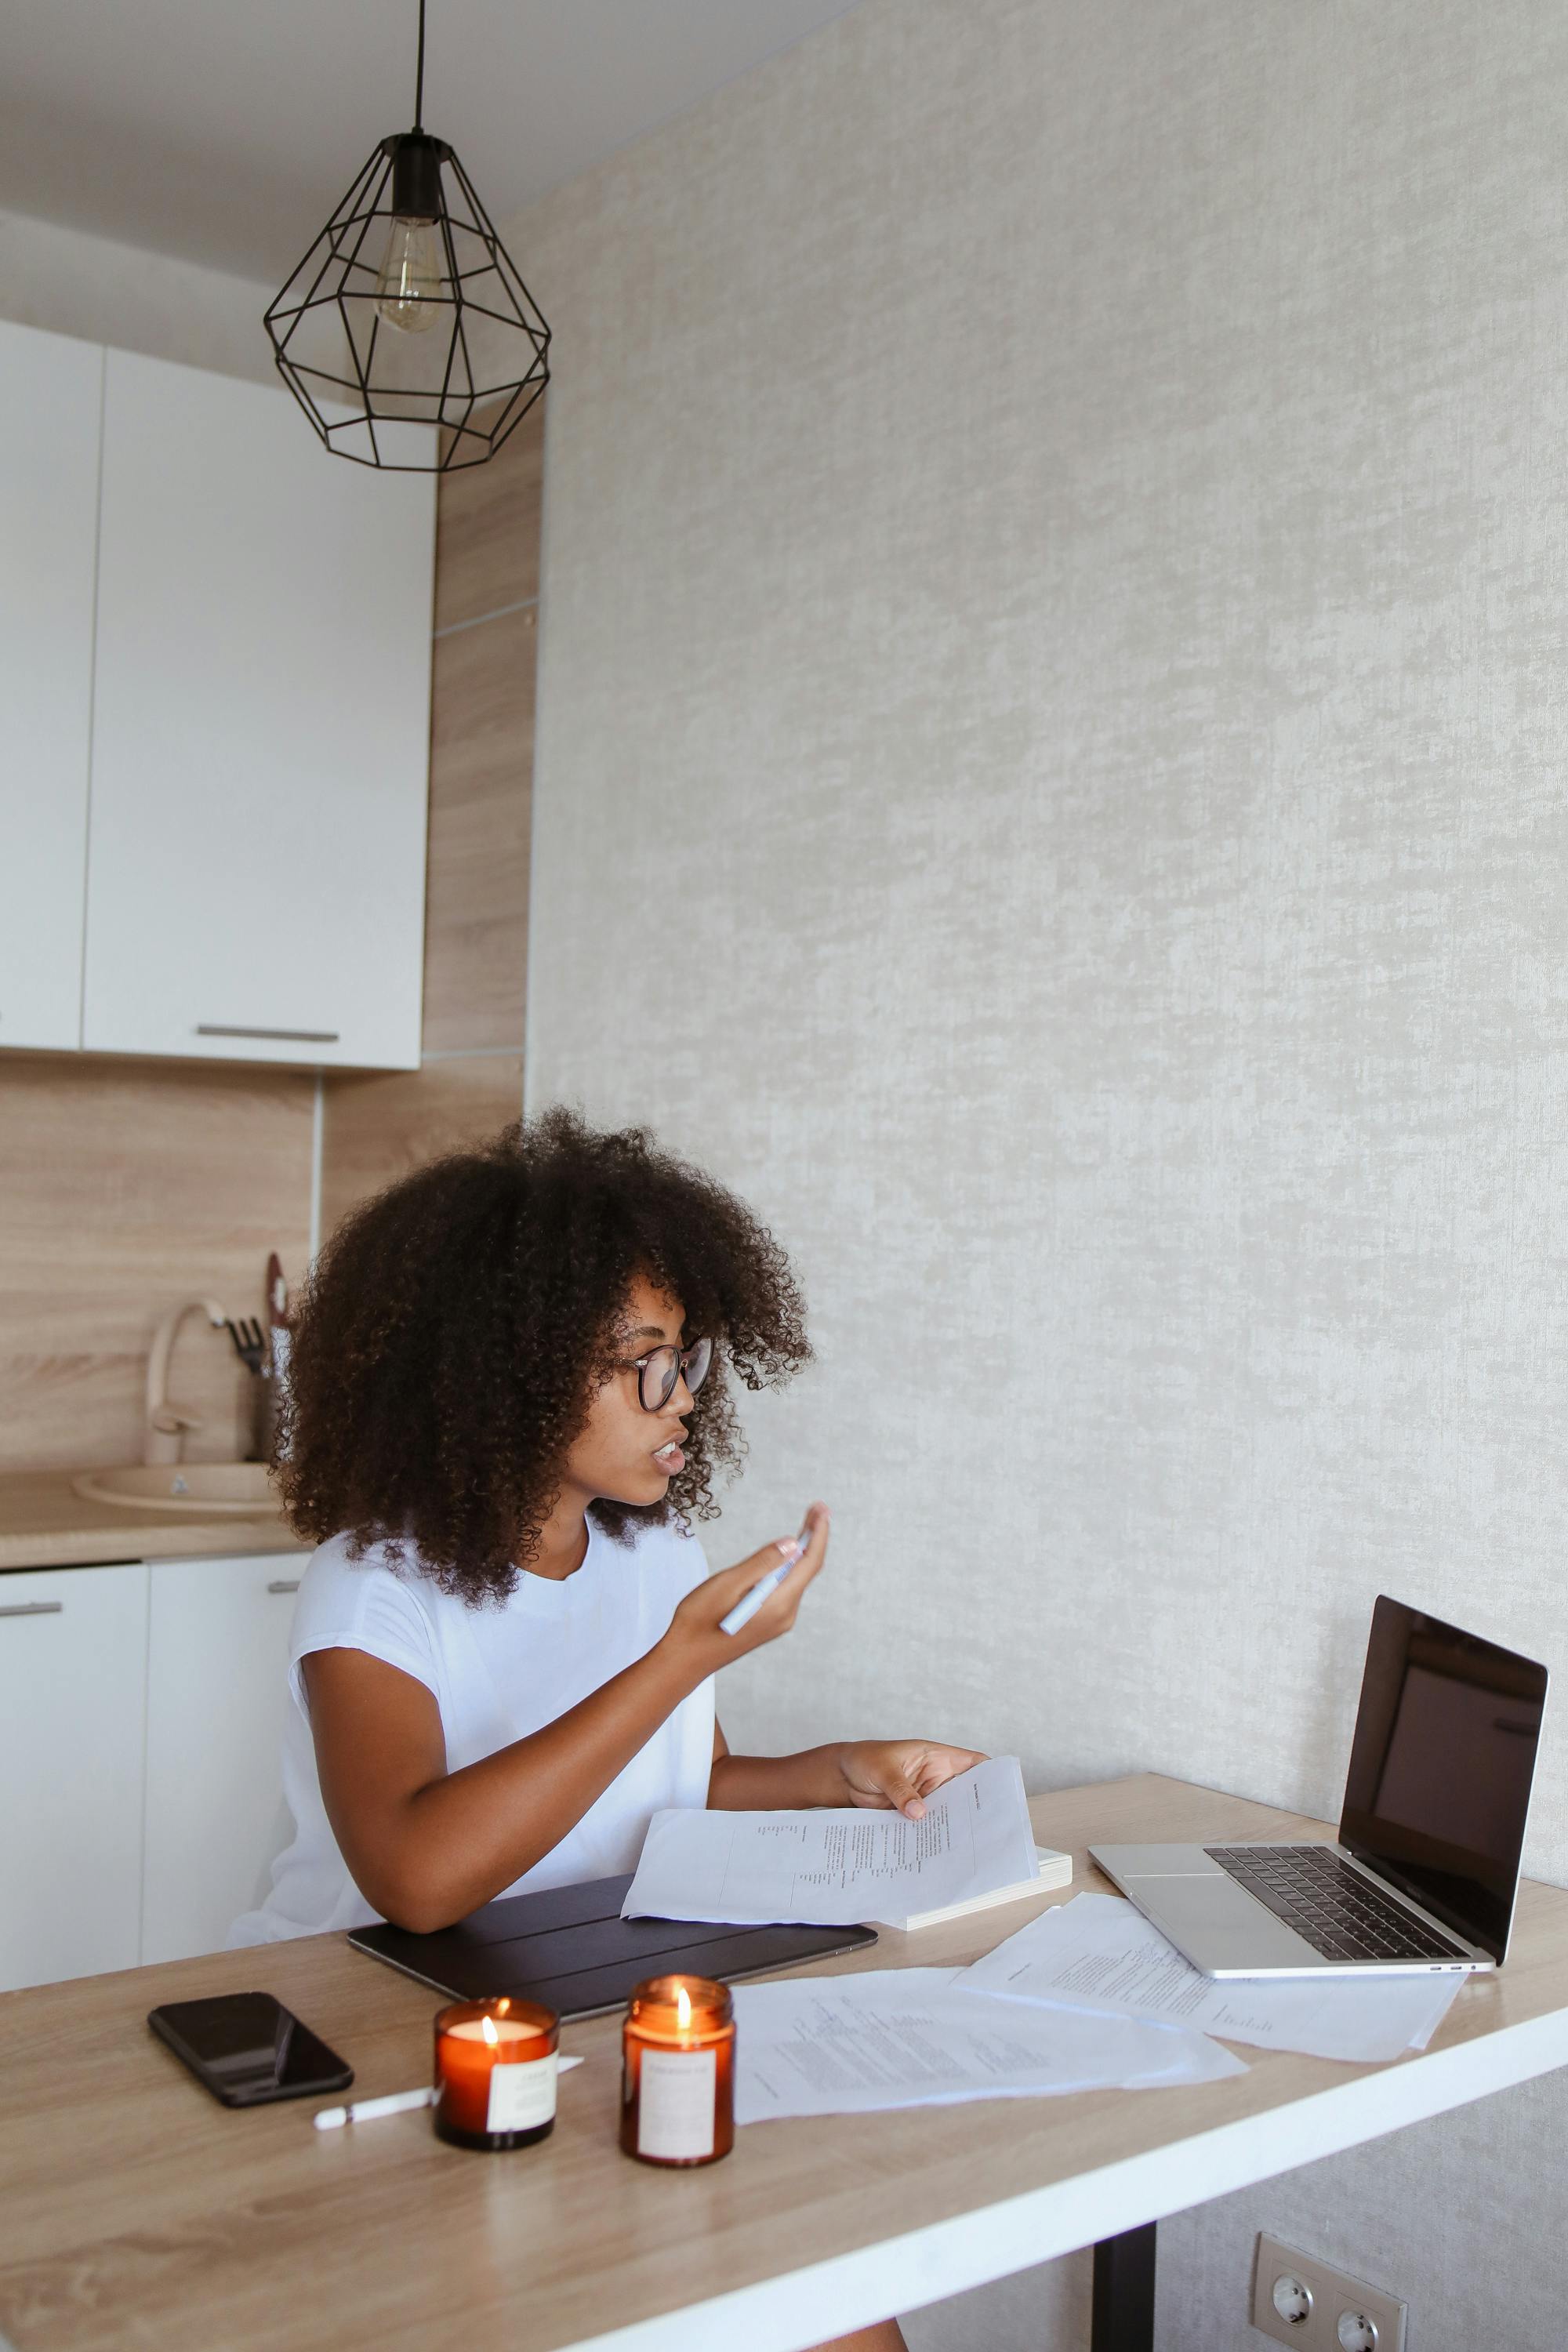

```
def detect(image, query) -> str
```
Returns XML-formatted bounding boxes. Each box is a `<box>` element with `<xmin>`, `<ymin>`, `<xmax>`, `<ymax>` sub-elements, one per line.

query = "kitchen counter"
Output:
<box><xmin>0</xmin><ymin>1466</ymin><xmax>304</xmax><ymax>1570</ymax></box>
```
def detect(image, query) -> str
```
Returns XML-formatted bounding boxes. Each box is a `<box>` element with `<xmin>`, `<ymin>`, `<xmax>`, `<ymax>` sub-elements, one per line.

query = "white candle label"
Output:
<box><xmin>485</xmin><ymin>2052</ymin><xmax>557</xmax><ymax>2134</ymax></box>
<box><xmin>637</xmin><ymin>2047</ymin><xmax>717</xmax><ymax>2160</ymax></box>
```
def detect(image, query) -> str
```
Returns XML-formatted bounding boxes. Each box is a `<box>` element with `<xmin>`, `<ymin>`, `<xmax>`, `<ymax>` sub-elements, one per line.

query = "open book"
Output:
<box><xmin>871</xmin><ymin>1844</ymin><xmax>1072</xmax><ymax>1933</ymax></box>
<box><xmin>623</xmin><ymin>1757</ymin><xmax>1043</xmax><ymax>1928</ymax></box>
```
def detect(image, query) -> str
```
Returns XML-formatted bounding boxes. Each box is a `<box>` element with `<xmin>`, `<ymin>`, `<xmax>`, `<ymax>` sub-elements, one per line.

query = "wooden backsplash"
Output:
<box><xmin>0</xmin><ymin>1054</ymin><xmax>314</xmax><ymax>1471</ymax></box>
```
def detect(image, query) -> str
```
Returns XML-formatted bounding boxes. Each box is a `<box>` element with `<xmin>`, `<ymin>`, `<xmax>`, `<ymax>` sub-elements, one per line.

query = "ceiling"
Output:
<box><xmin>1</xmin><ymin>0</ymin><xmax>861</xmax><ymax>282</ymax></box>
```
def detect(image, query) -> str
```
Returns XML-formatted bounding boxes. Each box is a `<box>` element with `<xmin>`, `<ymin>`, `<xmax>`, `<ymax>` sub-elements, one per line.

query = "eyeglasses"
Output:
<box><xmin>626</xmin><ymin>1337</ymin><xmax>713</xmax><ymax>1414</ymax></box>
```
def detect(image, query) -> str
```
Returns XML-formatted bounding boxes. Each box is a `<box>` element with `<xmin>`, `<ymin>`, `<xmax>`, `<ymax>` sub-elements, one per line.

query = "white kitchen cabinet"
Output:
<box><xmin>83</xmin><ymin>349</ymin><xmax>435</xmax><ymax>1069</ymax></box>
<box><xmin>0</xmin><ymin>1563</ymin><xmax>148</xmax><ymax>1992</ymax></box>
<box><xmin>141</xmin><ymin>1553</ymin><xmax>302</xmax><ymax>1963</ymax></box>
<box><xmin>0</xmin><ymin>321</ymin><xmax>103</xmax><ymax>1051</ymax></box>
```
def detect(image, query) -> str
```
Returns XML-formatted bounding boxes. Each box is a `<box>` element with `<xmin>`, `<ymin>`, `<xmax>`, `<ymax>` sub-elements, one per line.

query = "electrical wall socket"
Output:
<box><xmin>1251</xmin><ymin>2233</ymin><xmax>1407</xmax><ymax>2352</ymax></box>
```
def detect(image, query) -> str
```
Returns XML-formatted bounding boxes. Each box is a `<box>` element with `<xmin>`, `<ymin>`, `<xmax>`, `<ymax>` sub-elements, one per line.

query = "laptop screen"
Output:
<box><xmin>1339</xmin><ymin>1596</ymin><xmax>1548</xmax><ymax>1962</ymax></box>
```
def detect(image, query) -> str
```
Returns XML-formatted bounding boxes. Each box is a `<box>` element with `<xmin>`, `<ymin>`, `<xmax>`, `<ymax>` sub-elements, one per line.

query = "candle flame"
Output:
<box><xmin>676</xmin><ymin>1986</ymin><xmax>692</xmax><ymax>2031</ymax></box>
<box><xmin>481</xmin><ymin>2014</ymin><xmax>499</xmax><ymax>2046</ymax></box>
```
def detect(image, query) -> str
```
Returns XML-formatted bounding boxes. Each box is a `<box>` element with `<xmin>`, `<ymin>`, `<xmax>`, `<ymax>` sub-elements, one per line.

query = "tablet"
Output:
<box><xmin>348</xmin><ymin>1871</ymin><xmax>877</xmax><ymax>2019</ymax></box>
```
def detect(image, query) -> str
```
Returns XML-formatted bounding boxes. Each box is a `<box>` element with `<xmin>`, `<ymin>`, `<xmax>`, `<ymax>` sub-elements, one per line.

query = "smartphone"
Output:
<box><xmin>147</xmin><ymin>1991</ymin><xmax>353</xmax><ymax>2108</ymax></box>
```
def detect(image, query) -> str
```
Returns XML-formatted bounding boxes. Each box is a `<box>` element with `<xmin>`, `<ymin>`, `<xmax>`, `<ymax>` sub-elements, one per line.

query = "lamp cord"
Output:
<box><xmin>414</xmin><ymin>0</ymin><xmax>426</xmax><ymax>130</ymax></box>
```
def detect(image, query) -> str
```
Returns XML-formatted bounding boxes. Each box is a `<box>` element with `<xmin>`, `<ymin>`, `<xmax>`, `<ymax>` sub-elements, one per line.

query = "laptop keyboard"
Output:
<box><xmin>1205</xmin><ymin>1845</ymin><xmax>1468</xmax><ymax>1963</ymax></box>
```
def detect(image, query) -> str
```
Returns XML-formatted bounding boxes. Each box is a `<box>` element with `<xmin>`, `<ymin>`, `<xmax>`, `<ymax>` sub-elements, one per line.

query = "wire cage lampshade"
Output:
<box><xmin>263</xmin><ymin>2</ymin><xmax>549</xmax><ymax>472</ymax></box>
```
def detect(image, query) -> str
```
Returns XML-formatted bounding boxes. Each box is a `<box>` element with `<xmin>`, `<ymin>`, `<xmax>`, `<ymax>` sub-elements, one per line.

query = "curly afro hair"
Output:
<box><xmin>277</xmin><ymin>1108</ymin><xmax>811</xmax><ymax>1604</ymax></box>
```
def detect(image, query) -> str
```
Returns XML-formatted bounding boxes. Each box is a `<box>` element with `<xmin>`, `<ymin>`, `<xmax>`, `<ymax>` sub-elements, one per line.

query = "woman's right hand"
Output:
<box><xmin>666</xmin><ymin>1502</ymin><xmax>830</xmax><ymax>1671</ymax></box>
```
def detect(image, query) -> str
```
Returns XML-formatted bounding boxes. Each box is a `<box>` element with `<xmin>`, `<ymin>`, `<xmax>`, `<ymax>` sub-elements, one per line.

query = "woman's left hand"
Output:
<box><xmin>836</xmin><ymin>1740</ymin><xmax>988</xmax><ymax>1820</ymax></box>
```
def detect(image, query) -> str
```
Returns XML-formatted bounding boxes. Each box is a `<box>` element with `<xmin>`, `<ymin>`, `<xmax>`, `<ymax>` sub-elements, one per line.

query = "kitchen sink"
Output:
<box><xmin>72</xmin><ymin>1463</ymin><xmax>282</xmax><ymax>1515</ymax></box>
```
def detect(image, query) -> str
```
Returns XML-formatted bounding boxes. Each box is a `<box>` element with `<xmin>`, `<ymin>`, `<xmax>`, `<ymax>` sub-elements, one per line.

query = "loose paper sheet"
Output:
<box><xmin>731</xmin><ymin>1966</ymin><xmax>1247</xmax><ymax>2122</ymax></box>
<box><xmin>955</xmin><ymin>1893</ymin><xmax>1463</xmax><ymax>2063</ymax></box>
<box><xmin>622</xmin><ymin>1757</ymin><xmax>1040</xmax><ymax>1926</ymax></box>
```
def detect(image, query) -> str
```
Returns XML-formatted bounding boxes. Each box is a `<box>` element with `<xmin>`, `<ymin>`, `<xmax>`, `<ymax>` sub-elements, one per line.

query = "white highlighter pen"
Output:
<box><xmin>719</xmin><ymin>1521</ymin><xmax>812</xmax><ymax>1637</ymax></box>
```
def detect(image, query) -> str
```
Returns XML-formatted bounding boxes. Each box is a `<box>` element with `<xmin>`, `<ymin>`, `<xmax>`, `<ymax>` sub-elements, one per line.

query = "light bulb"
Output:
<box><xmin>376</xmin><ymin>216</ymin><xmax>443</xmax><ymax>332</ymax></box>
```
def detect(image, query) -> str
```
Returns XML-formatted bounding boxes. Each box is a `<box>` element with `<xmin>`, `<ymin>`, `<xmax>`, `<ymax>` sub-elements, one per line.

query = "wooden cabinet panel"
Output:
<box><xmin>422</xmin><ymin>606</ymin><xmax>535</xmax><ymax>1053</ymax></box>
<box><xmin>0</xmin><ymin>1563</ymin><xmax>147</xmax><ymax>1991</ymax></box>
<box><xmin>433</xmin><ymin>398</ymin><xmax>543</xmax><ymax>633</ymax></box>
<box><xmin>0</xmin><ymin>322</ymin><xmax>102</xmax><ymax>1051</ymax></box>
<box><xmin>141</xmin><ymin>1553</ymin><xmax>301</xmax><ymax>1963</ymax></box>
<box><xmin>84</xmin><ymin>350</ymin><xmax>436</xmax><ymax>1070</ymax></box>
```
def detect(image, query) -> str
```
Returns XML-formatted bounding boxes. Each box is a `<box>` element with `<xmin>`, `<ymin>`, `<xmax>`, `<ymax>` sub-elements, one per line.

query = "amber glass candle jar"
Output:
<box><xmin>434</xmin><ymin>1997</ymin><xmax>559</xmax><ymax>2151</ymax></box>
<box><xmin>620</xmin><ymin>1975</ymin><xmax>735</xmax><ymax>2166</ymax></box>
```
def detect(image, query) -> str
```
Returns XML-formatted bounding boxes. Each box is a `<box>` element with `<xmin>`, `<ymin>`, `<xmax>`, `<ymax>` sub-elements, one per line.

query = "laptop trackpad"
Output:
<box><xmin>1139</xmin><ymin>1875</ymin><xmax>1316</xmax><ymax>1971</ymax></box>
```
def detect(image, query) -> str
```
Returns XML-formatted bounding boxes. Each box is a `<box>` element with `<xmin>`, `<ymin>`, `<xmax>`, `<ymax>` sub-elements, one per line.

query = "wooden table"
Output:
<box><xmin>5</xmin><ymin>1773</ymin><xmax>1568</xmax><ymax>2352</ymax></box>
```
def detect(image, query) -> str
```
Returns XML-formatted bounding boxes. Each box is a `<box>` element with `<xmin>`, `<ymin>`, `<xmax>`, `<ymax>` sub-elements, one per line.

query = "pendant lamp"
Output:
<box><xmin>263</xmin><ymin>0</ymin><xmax>550</xmax><ymax>471</ymax></box>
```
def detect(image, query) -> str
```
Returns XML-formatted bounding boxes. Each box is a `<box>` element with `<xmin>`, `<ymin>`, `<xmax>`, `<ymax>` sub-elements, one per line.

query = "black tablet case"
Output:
<box><xmin>348</xmin><ymin>1872</ymin><xmax>877</xmax><ymax>2020</ymax></box>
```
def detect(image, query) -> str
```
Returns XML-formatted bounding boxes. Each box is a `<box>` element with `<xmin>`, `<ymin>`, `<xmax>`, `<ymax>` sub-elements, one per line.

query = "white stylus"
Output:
<box><xmin>718</xmin><ymin>1522</ymin><xmax>811</xmax><ymax>1637</ymax></box>
<box><xmin>314</xmin><ymin>2057</ymin><xmax>584</xmax><ymax>2130</ymax></box>
<box><xmin>314</xmin><ymin>2087</ymin><xmax>434</xmax><ymax>2130</ymax></box>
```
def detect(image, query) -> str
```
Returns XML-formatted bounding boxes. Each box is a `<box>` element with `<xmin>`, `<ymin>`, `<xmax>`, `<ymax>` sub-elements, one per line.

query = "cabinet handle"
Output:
<box><xmin>267</xmin><ymin>1578</ymin><xmax>301</xmax><ymax>1595</ymax></box>
<box><xmin>196</xmin><ymin>1024</ymin><xmax>340</xmax><ymax>1044</ymax></box>
<box><xmin>0</xmin><ymin>1600</ymin><xmax>64</xmax><ymax>1619</ymax></box>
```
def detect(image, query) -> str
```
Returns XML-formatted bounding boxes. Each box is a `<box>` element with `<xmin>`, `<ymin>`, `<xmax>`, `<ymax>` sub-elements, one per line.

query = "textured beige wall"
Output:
<box><xmin>519</xmin><ymin>1</ymin><xmax>1568</xmax><ymax>2343</ymax></box>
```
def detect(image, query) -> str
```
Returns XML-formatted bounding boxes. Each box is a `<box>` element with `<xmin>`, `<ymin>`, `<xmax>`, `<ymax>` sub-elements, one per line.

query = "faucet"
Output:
<box><xmin>144</xmin><ymin>1298</ymin><xmax>231</xmax><ymax>1465</ymax></box>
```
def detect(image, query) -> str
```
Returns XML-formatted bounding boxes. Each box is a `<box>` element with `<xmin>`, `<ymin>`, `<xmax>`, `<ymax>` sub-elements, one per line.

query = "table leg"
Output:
<box><xmin>1090</xmin><ymin>2221</ymin><xmax>1156</xmax><ymax>2352</ymax></box>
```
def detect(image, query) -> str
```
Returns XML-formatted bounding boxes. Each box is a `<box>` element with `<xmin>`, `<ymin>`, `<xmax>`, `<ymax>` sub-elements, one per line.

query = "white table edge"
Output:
<box><xmin>560</xmin><ymin>2003</ymin><xmax>1568</xmax><ymax>2352</ymax></box>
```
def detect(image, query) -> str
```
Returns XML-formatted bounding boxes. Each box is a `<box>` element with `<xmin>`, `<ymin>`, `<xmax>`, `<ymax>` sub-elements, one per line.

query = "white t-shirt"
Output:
<box><xmin>228</xmin><ymin>1513</ymin><xmax>715</xmax><ymax>1945</ymax></box>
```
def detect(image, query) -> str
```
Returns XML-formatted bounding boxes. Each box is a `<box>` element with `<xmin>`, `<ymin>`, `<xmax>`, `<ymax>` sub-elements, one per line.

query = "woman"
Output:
<box><xmin>234</xmin><ymin>1109</ymin><xmax>981</xmax><ymax>2352</ymax></box>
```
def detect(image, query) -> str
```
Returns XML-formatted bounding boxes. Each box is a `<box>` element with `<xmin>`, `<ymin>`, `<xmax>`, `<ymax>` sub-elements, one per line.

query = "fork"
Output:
<box><xmin>226</xmin><ymin>1316</ymin><xmax>270</xmax><ymax>1376</ymax></box>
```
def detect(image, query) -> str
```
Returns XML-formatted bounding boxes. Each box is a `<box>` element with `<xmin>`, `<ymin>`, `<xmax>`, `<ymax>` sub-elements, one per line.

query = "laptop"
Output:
<box><xmin>1091</xmin><ymin>1595</ymin><xmax>1548</xmax><ymax>1979</ymax></box>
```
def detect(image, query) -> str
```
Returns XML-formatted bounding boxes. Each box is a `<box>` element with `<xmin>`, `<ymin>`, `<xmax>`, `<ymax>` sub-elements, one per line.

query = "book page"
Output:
<box><xmin>622</xmin><ymin>1757</ymin><xmax>1039</xmax><ymax>1926</ymax></box>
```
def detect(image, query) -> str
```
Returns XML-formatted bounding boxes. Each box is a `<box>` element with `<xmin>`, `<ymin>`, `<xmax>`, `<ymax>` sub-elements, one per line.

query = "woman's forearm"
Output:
<box><xmin>708</xmin><ymin>1744</ymin><xmax>848</xmax><ymax>1809</ymax></box>
<box><xmin>312</xmin><ymin>1520</ymin><xmax>840</xmax><ymax>1931</ymax></box>
<box><xmin>321</xmin><ymin>1639</ymin><xmax>702</xmax><ymax>1930</ymax></box>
